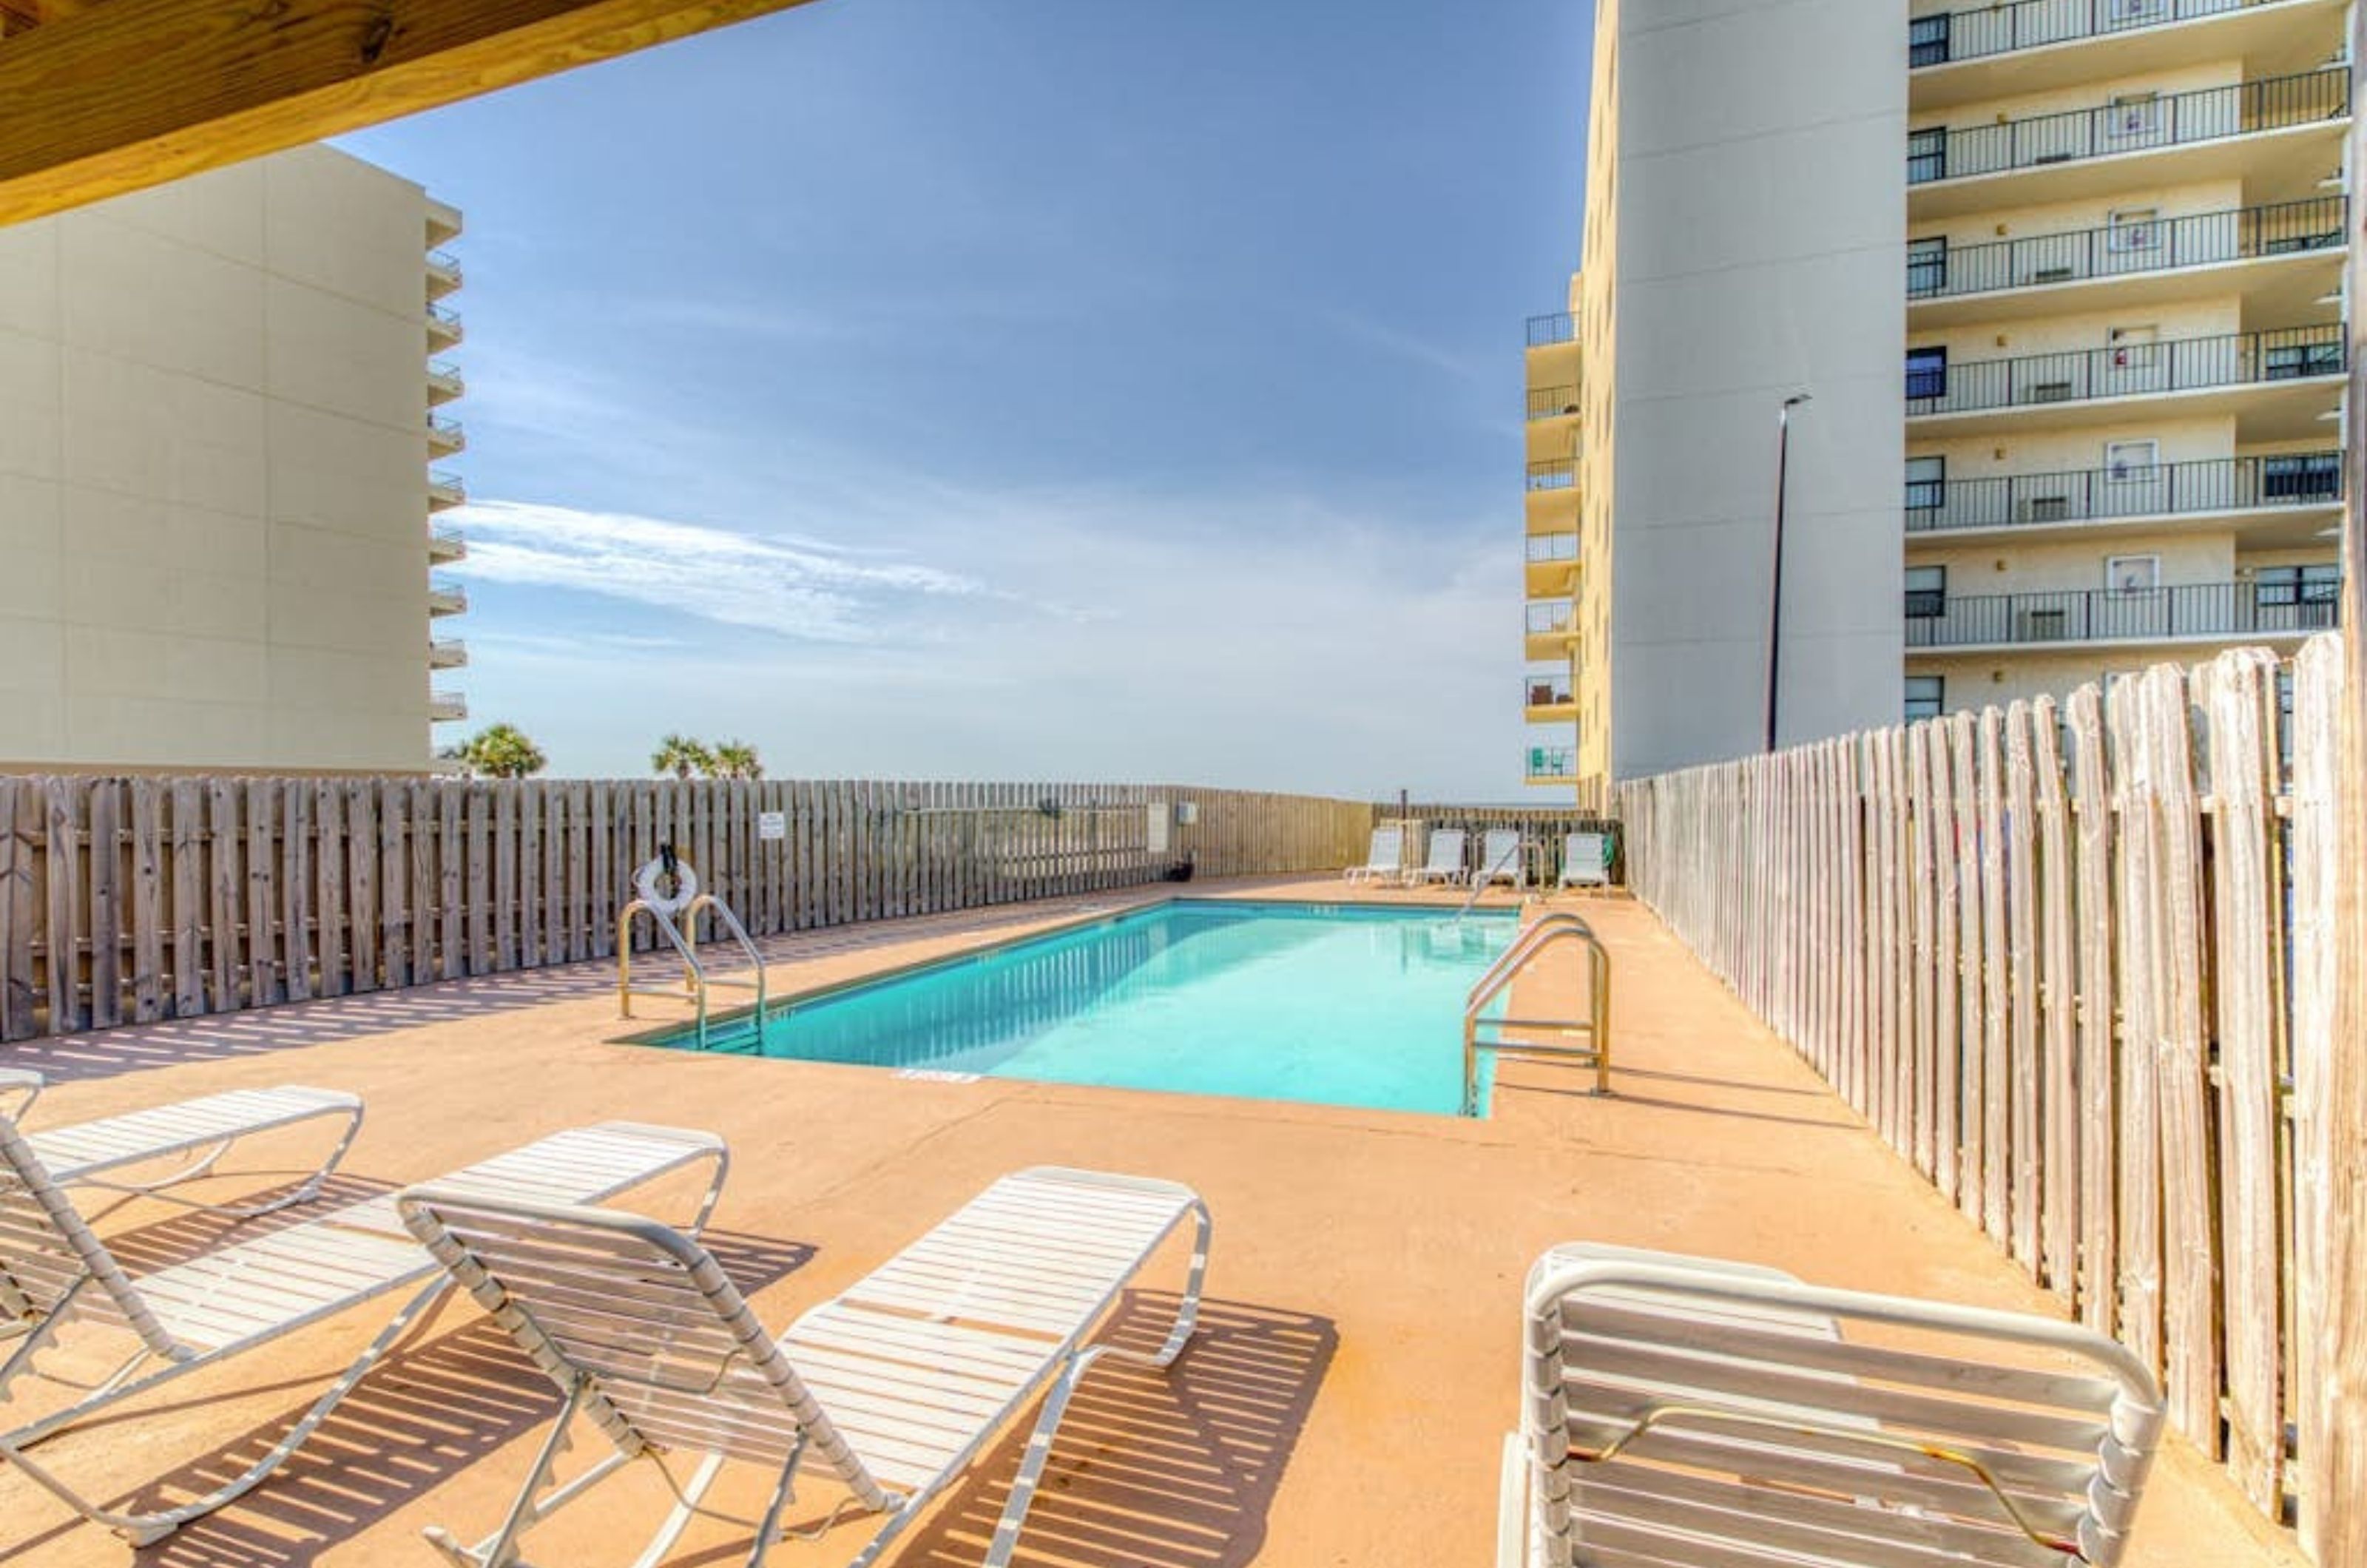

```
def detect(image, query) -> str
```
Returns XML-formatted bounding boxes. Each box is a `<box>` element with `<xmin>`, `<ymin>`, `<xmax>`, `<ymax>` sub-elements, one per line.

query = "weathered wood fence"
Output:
<box><xmin>1618</xmin><ymin>636</ymin><xmax>2351</xmax><ymax>1555</ymax></box>
<box><xmin>0</xmin><ymin>777</ymin><xmax>1372</xmax><ymax>1044</ymax></box>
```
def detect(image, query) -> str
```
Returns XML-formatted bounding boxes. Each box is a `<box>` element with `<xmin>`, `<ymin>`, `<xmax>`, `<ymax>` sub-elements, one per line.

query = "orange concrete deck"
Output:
<box><xmin>0</xmin><ymin>879</ymin><xmax>2306</xmax><ymax>1567</ymax></box>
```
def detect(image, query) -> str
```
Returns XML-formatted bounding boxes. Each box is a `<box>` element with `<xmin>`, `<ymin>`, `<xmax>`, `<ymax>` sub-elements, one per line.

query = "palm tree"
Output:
<box><xmin>709</xmin><ymin>740</ymin><xmax>763</xmax><ymax>780</ymax></box>
<box><xmin>652</xmin><ymin>734</ymin><xmax>713</xmax><ymax>780</ymax></box>
<box><xmin>454</xmin><ymin>723</ymin><xmax>547</xmax><ymax>779</ymax></box>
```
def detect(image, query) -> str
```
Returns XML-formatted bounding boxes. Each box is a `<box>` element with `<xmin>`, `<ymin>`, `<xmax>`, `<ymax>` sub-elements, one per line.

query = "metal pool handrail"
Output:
<box><xmin>1462</xmin><ymin>913</ymin><xmax>1611</xmax><ymax>1115</ymax></box>
<box><xmin>618</xmin><ymin>893</ymin><xmax>768</xmax><ymax>1052</ymax></box>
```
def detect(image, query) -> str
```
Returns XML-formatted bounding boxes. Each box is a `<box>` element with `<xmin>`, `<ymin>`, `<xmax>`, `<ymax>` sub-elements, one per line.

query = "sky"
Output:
<box><xmin>340</xmin><ymin>0</ymin><xmax>1592</xmax><ymax>799</ymax></box>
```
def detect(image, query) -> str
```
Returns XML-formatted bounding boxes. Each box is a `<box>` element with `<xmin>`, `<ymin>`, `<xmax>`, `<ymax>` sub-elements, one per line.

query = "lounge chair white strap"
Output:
<box><xmin>0</xmin><ymin>1119</ymin><xmax>726</xmax><ymax>1544</ymax></box>
<box><xmin>1409</xmin><ymin>828</ymin><xmax>1468</xmax><ymax>884</ymax></box>
<box><xmin>400</xmin><ymin>1165</ymin><xmax>1210</xmax><ymax>1568</ymax></box>
<box><xmin>1510</xmin><ymin>1246</ymin><xmax>2164</xmax><ymax>1568</ymax></box>
<box><xmin>7</xmin><ymin>1076</ymin><xmax>363</xmax><ymax>1217</ymax></box>
<box><xmin>0</xmin><ymin>1069</ymin><xmax>38</xmax><ymax>1123</ymax></box>
<box><xmin>1346</xmin><ymin>826</ymin><xmax>1404</xmax><ymax>883</ymax></box>
<box><xmin>1473</xmin><ymin>830</ymin><xmax>1523</xmax><ymax>887</ymax></box>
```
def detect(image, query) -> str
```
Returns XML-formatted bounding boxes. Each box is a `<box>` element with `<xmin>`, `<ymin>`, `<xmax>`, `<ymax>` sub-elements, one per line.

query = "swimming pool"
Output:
<box><xmin>658</xmin><ymin>899</ymin><xmax>1518</xmax><ymax>1115</ymax></box>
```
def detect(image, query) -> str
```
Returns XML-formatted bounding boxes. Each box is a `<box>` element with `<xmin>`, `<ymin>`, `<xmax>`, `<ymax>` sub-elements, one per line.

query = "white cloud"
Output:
<box><xmin>453</xmin><ymin>499</ymin><xmax>998</xmax><ymax>643</ymax></box>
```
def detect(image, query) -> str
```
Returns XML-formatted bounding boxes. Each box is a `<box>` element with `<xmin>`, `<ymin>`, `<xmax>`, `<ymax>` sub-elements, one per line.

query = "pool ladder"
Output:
<box><xmin>1461</xmin><ymin>911</ymin><xmax>1611</xmax><ymax>1115</ymax></box>
<box><xmin>618</xmin><ymin>893</ymin><xmax>768</xmax><ymax>1052</ymax></box>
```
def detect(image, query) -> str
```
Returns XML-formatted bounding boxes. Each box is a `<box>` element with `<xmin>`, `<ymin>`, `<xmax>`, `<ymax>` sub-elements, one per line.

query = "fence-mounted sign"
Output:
<box><xmin>757</xmin><ymin>811</ymin><xmax>786</xmax><ymax>841</ymax></box>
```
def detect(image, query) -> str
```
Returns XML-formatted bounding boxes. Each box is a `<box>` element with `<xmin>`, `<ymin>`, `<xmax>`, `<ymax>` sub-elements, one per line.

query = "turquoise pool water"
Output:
<box><xmin>667</xmin><ymin>900</ymin><xmax>1518</xmax><ymax>1116</ymax></box>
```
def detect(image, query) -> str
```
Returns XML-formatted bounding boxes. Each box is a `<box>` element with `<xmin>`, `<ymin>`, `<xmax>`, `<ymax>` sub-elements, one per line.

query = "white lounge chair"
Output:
<box><xmin>398</xmin><ymin>1164</ymin><xmax>1211</xmax><ymax>1568</ymax></box>
<box><xmin>1501</xmin><ymin>1243</ymin><xmax>2164</xmax><ymax>1568</ymax></box>
<box><xmin>1471</xmin><ymin>829</ymin><xmax>1524</xmax><ymax>889</ymax></box>
<box><xmin>1557</xmin><ymin>830</ymin><xmax>1610</xmax><ymax>890</ymax></box>
<box><xmin>1</xmin><ymin>1069</ymin><xmax>362</xmax><ymax>1217</ymax></box>
<box><xmin>1406</xmin><ymin>828</ymin><xmax>1468</xmax><ymax>885</ymax></box>
<box><xmin>1</xmin><ymin>1118</ymin><xmax>726</xmax><ymax>1544</ymax></box>
<box><xmin>1345</xmin><ymin>826</ymin><xmax>1405</xmax><ymax>883</ymax></box>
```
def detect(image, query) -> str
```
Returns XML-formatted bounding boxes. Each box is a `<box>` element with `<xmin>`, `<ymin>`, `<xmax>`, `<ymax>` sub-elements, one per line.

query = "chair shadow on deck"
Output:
<box><xmin>7</xmin><ymin>894</ymin><xmax>1161</xmax><ymax>1089</ymax></box>
<box><xmin>879</xmin><ymin>1291</ymin><xmax>1337</xmax><ymax>1568</ymax></box>
<box><xmin>0</xmin><ymin>1231</ymin><xmax>815</xmax><ymax>1568</ymax></box>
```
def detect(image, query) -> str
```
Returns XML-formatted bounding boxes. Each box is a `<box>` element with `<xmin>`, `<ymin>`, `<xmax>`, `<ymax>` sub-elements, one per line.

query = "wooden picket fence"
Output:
<box><xmin>0</xmin><ymin>777</ymin><xmax>1373</xmax><ymax>1045</ymax></box>
<box><xmin>1618</xmin><ymin>636</ymin><xmax>2351</xmax><ymax>1557</ymax></box>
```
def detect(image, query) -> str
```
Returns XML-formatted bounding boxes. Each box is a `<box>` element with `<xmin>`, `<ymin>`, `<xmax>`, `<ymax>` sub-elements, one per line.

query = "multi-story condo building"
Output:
<box><xmin>1527</xmin><ymin>0</ymin><xmax>2349</xmax><ymax>805</ymax></box>
<box><xmin>0</xmin><ymin>144</ymin><xmax>467</xmax><ymax>772</ymax></box>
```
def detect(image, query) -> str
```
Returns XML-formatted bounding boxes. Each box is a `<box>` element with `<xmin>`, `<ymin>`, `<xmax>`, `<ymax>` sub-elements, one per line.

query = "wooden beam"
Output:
<box><xmin>2323</xmin><ymin>11</ymin><xmax>2367</xmax><ymax>1563</ymax></box>
<box><xmin>0</xmin><ymin>0</ymin><xmax>823</xmax><ymax>226</ymax></box>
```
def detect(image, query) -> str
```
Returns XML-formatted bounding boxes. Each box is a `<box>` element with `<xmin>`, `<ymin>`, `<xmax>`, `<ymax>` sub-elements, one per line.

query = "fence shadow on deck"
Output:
<box><xmin>883</xmin><ymin>1291</ymin><xmax>1337</xmax><ymax>1568</ymax></box>
<box><xmin>0</xmin><ymin>1230</ymin><xmax>815</xmax><ymax>1568</ymax></box>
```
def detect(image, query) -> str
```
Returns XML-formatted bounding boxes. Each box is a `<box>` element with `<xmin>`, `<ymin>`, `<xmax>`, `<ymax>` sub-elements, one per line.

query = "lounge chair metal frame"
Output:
<box><xmin>1</xmin><ymin>1072</ymin><xmax>364</xmax><ymax>1220</ymax></box>
<box><xmin>0</xmin><ymin>1118</ymin><xmax>726</xmax><ymax>1544</ymax></box>
<box><xmin>1503</xmin><ymin>1245</ymin><xmax>2164</xmax><ymax>1568</ymax></box>
<box><xmin>1405</xmin><ymin>828</ymin><xmax>1470</xmax><ymax>887</ymax></box>
<box><xmin>1470</xmin><ymin>828</ymin><xmax>1526</xmax><ymax>890</ymax></box>
<box><xmin>398</xmin><ymin>1165</ymin><xmax>1211</xmax><ymax>1568</ymax></box>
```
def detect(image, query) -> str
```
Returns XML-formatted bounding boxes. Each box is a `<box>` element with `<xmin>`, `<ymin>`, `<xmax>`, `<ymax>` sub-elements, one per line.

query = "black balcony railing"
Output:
<box><xmin>1527</xmin><ymin>459</ymin><xmax>1577</xmax><ymax>491</ymax></box>
<box><xmin>1906</xmin><ymin>451</ymin><xmax>2342</xmax><ymax>531</ymax></box>
<box><xmin>1908</xmin><ymin>197</ymin><xmax>2344</xmax><ymax>300</ymax></box>
<box><xmin>1907</xmin><ymin>68</ymin><xmax>2348</xmax><ymax>185</ymax></box>
<box><xmin>1911</xmin><ymin>0</ymin><xmax>2286</xmax><ymax>69</ymax></box>
<box><xmin>1527</xmin><ymin>311</ymin><xmax>1576</xmax><ymax>348</ymax></box>
<box><xmin>1905</xmin><ymin>577</ymin><xmax>2341</xmax><ymax>647</ymax></box>
<box><xmin>1906</xmin><ymin>325</ymin><xmax>2343</xmax><ymax>416</ymax></box>
<box><xmin>1527</xmin><ymin>384</ymin><xmax>1581</xmax><ymax>420</ymax></box>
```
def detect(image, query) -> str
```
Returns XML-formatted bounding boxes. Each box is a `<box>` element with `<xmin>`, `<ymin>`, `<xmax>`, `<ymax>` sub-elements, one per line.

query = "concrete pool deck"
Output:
<box><xmin>0</xmin><ymin>878</ymin><xmax>2306</xmax><ymax>1567</ymax></box>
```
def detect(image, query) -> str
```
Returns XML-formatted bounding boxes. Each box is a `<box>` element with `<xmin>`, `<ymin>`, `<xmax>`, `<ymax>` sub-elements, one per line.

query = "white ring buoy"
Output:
<box><xmin>633</xmin><ymin>856</ymin><xmax>699</xmax><ymax>916</ymax></box>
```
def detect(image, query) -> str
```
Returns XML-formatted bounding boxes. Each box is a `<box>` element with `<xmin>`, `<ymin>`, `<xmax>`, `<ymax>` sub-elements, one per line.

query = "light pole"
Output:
<box><xmin>1766</xmin><ymin>393</ymin><xmax>1811</xmax><ymax>752</ymax></box>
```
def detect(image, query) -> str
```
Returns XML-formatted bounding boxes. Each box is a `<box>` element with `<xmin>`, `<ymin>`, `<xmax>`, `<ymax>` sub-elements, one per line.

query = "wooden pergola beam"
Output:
<box><xmin>0</xmin><ymin>0</ymin><xmax>823</xmax><ymax>226</ymax></box>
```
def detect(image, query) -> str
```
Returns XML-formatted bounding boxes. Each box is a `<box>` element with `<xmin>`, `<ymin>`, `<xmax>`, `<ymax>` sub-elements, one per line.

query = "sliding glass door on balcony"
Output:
<box><xmin>1914</xmin><ymin>0</ymin><xmax>2285</xmax><ymax>69</ymax></box>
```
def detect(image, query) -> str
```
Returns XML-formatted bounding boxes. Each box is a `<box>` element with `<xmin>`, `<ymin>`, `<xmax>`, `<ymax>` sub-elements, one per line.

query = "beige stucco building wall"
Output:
<box><xmin>0</xmin><ymin>145</ymin><xmax>463</xmax><ymax>773</ymax></box>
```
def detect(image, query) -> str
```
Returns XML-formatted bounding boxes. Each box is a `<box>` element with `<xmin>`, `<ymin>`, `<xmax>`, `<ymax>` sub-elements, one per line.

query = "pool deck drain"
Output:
<box><xmin>0</xmin><ymin>877</ymin><xmax>2305</xmax><ymax>1567</ymax></box>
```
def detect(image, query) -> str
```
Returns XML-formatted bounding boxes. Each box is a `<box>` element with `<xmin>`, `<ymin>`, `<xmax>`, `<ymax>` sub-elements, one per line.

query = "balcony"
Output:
<box><xmin>1910</xmin><ymin>0</ymin><xmax>2345</xmax><ymax>108</ymax></box>
<box><xmin>1905</xmin><ymin>324</ymin><xmax>2343</xmax><ymax>435</ymax></box>
<box><xmin>428</xmin><ymin>470</ymin><xmax>466</xmax><ymax>510</ymax></box>
<box><xmin>1525</xmin><ymin>746</ymin><xmax>1578</xmax><ymax>783</ymax></box>
<box><xmin>425</xmin><ymin>248</ymin><xmax>463</xmax><ymax>297</ymax></box>
<box><xmin>1525</xmin><ymin>601</ymin><xmax>1578</xmax><ymax>661</ymax></box>
<box><xmin>1526</xmin><ymin>531</ymin><xmax>1579</xmax><ymax>595</ymax></box>
<box><xmin>428</xmin><ymin>576</ymin><xmax>468</xmax><ymax>616</ymax></box>
<box><xmin>429</xmin><ymin>638</ymin><xmax>469</xmax><ymax>670</ymax></box>
<box><xmin>1907</xmin><ymin>197</ymin><xmax>2343</xmax><ymax>324</ymax></box>
<box><xmin>427</xmin><ymin>358</ymin><xmax>465</xmax><ymax>403</ymax></box>
<box><xmin>428</xmin><ymin>414</ymin><xmax>467</xmax><ymax>455</ymax></box>
<box><xmin>429</xmin><ymin>525</ymin><xmax>467</xmax><ymax>563</ymax></box>
<box><xmin>1907</xmin><ymin>69</ymin><xmax>2349</xmax><ymax>217</ymax></box>
<box><xmin>1907</xmin><ymin>451</ymin><xmax>2341</xmax><ymax>536</ymax></box>
<box><xmin>1526</xmin><ymin>312</ymin><xmax>1575</xmax><ymax>348</ymax></box>
<box><xmin>1905</xmin><ymin>575</ymin><xmax>2341</xmax><ymax>649</ymax></box>
<box><xmin>429</xmin><ymin>690</ymin><xmax>469</xmax><ymax>723</ymax></box>
<box><xmin>1527</xmin><ymin>384</ymin><xmax>1581</xmax><ymax>422</ymax></box>
<box><xmin>1526</xmin><ymin>460</ymin><xmax>1576</xmax><ymax>492</ymax></box>
<box><xmin>1523</xmin><ymin>673</ymin><xmax>1576</xmax><ymax>720</ymax></box>
<box><xmin>425</xmin><ymin>198</ymin><xmax>463</xmax><ymax>248</ymax></box>
<box><xmin>427</xmin><ymin>302</ymin><xmax>464</xmax><ymax>347</ymax></box>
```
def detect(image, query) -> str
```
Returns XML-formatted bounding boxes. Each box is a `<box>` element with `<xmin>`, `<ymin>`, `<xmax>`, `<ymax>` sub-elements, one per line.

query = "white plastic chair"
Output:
<box><xmin>1500</xmin><ymin>1243</ymin><xmax>2164</xmax><ymax>1567</ymax></box>
<box><xmin>1557</xmin><ymin>831</ymin><xmax>1610</xmax><ymax>889</ymax></box>
<box><xmin>398</xmin><ymin>1165</ymin><xmax>1210</xmax><ymax>1568</ymax></box>
<box><xmin>1</xmin><ymin>1118</ymin><xmax>726</xmax><ymax>1544</ymax></box>
<box><xmin>1471</xmin><ymin>829</ymin><xmax>1524</xmax><ymax>889</ymax></box>
<box><xmin>1</xmin><ymin>1069</ymin><xmax>362</xmax><ymax>1218</ymax></box>
<box><xmin>1345</xmin><ymin>826</ymin><xmax>1405</xmax><ymax>883</ymax></box>
<box><xmin>1407</xmin><ymin>828</ymin><xmax>1469</xmax><ymax>885</ymax></box>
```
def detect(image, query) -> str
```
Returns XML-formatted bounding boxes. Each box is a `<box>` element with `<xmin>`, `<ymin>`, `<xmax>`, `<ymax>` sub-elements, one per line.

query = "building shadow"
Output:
<box><xmin>877</xmin><ymin>1291</ymin><xmax>1337</xmax><ymax>1568</ymax></box>
<box><xmin>0</xmin><ymin>1230</ymin><xmax>814</xmax><ymax>1567</ymax></box>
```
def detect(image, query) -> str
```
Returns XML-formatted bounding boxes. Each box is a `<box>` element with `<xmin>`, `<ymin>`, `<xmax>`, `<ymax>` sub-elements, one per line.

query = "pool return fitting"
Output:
<box><xmin>618</xmin><ymin>845</ymin><xmax>767</xmax><ymax>1051</ymax></box>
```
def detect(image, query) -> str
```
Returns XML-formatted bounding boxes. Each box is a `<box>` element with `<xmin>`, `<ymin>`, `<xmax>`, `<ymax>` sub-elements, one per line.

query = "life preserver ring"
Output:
<box><xmin>633</xmin><ymin>854</ymin><xmax>699</xmax><ymax>916</ymax></box>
